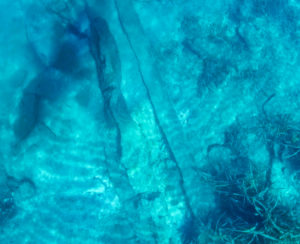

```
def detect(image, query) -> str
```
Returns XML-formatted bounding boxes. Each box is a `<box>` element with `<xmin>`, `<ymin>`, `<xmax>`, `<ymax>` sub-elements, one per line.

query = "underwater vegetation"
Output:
<box><xmin>198</xmin><ymin>106</ymin><xmax>300</xmax><ymax>243</ymax></box>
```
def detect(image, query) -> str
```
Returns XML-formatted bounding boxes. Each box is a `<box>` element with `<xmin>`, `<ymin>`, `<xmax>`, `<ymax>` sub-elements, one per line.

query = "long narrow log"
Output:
<box><xmin>84</xmin><ymin>5</ymin><xmax>137</xmax><ymax>201</ymax></box>
<box><xmin>114</xmin><ymin>0</ymin><xmax>195</xmax><ymax>218</ymax></box>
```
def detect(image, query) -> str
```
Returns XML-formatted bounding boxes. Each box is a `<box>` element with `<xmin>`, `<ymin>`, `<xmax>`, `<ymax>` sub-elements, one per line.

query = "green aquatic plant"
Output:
<box><xmin>203</xmin><ymin>161</ymin><xmax>300</xmax><ymax>243</ymax></box>
<box><xmin>255</xmin><ymin>94</ymin><xmax>300</xmax><ymax>176</ymax></box>
<box><xmin>203</xmin><ymin>121</ymin><xmax>300</xmax><ymax>243</ymax></box>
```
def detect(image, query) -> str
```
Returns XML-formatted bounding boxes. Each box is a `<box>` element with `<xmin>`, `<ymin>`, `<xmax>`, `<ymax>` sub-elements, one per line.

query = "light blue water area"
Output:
<box><xmin>0</xmin><ymin>0</ymin><xmax>299</xmax><ymax>243</ymax></box>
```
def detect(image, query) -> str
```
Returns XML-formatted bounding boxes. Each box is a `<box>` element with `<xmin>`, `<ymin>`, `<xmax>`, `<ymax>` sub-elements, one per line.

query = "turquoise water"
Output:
<box><xmin>0</xmin><ymin>0</ymin><xmax>299</xmax><ymax>243</ymax></box>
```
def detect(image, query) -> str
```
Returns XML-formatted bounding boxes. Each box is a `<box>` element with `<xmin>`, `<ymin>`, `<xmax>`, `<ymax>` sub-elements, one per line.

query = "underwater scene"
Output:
<box><xmin>0</xmin><ymin>0</ymin><xmax>300</xmax><ymax>243</ymax></box>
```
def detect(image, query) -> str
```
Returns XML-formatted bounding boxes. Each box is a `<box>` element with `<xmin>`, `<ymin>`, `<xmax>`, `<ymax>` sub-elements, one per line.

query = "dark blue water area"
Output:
<box><xmin>0</xmin><ymin>0</ymin><xmax>299</xmax><ymax>243</ymax></box>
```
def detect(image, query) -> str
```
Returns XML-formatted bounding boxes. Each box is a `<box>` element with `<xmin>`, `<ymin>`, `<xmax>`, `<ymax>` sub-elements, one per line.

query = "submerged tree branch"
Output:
<box><xmin>114</xmin><ymin>0</ymin><xmax>195</xmax><ymax>219</ymax></box>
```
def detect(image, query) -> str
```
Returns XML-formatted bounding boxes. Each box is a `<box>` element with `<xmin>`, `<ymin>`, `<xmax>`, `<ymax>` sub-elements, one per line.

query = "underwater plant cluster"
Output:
<box><xmin>0</xmin><ymin>0</ymin><xmax>299</xmax><ymax>243</ymax></box>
